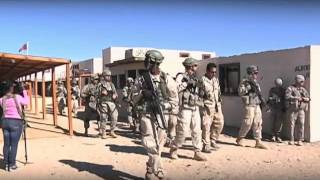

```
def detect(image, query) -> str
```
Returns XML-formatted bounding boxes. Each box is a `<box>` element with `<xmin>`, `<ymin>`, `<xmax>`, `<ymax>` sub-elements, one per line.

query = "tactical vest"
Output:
<box><xmin>142</xmin><ymin>71</ymin><xmax>169</xmax><ymax>113</ymax></box>
<box><xmin>180</xmin><ymin>73</ymin><xmax>199</xmax><ymax>107</ymax></box>
<box><xmin>98</xmin><ymin>81</ymin><xmax>114</xmax><ymax>102</ymax></box>
<box><xmin>285</xmin><ymin>86</ymin><xmax>309</xmax><ymax>111</ymax></box>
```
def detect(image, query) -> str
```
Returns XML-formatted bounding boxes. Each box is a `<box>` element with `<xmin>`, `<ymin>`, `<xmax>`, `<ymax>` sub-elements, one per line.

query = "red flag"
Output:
<box><xmin>18</xmin><ymin>43</ymin><xmax>28</xmax><ymax>52</ymax></box>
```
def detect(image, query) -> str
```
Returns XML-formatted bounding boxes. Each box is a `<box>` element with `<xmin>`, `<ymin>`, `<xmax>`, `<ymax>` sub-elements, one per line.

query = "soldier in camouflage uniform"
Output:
<box><xmin>199</xmin><ymin>62</ymin><xmax>224</xmax><ymax>153</ymax></box>
<box><xmin>236</xmin><ymin>65</ymin><xmax>268</xmax><ymax>149</ymax></box>
<box><xmin>169</xmin><ymin>57</ymin><xmax>207</xmax><ymax>161</ymax></box>
<box><xmin>166</xmin><ymin>75</ymin><xmax>179</xmax><ymax>144</ymax></box>
<box><xmin>133</xmin><ymin>50</ymin><xmax>176</xmax><ymax>180</ymax></box>
<box><xmin>267</xmin><ymin>78</ymin><xmax>286</xmax><ymax>143</ymax></box>
<box><xmin>56</xmin><ymin>80</ymin><xmax>67</xmax><ymax>115</ymax></box>
<box><xmin>97</xmin><ymin>69</ymin><xmax>118</xmax><ymax>139</ymax></box>
<box><xmin>122</xmin><ymin>77</ymin><xmax>140</xmax><ymax>132</ymax></box>
<box><xmin>285</xmin><ymin>75</ymin><xmax>310</xmax><ymax>146</ymax></box>
<box><xmin>81</xmin><ymin>74</ymin><xmax>100</xmax><ymax>136</ymax></box>
<box><xmin>71</xmin><ymin>79</ymin><xmax>80</xmax><ymax>117</ymax></box>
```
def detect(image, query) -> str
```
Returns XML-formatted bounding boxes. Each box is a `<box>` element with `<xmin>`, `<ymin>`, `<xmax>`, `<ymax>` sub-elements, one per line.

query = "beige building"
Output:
<box><xmin>197</xmin><ymin>45</ymin><xmax>320</xmax><ymax>142</ymax></box>
<box><xmin>103</xmin><ymin>47</ymin><xmax>216</xmax><ymax>89</ymax></box>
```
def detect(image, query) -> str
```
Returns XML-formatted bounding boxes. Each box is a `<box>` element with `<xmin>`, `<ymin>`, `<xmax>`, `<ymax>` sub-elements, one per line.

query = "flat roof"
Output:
<box><xmin>0</xmin><ymin>52</ymin><xmax>70</xmax><ymax>81</ymax></box>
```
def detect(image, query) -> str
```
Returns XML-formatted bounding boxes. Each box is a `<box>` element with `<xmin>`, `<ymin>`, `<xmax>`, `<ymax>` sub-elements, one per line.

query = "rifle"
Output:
<box><xmin>142</xmin><ymin>72</ymin><xmax>167</xmax><ymax>130</ymax></box>
<box><xmin>247</xmin><ymin>80</ymin><xmax>267</xmax><ymax>109</ymax></box>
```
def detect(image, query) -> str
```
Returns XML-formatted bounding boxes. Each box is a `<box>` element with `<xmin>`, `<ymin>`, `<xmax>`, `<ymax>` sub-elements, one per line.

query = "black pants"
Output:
<box><xmin>2</xmin><ymin>118</ymin><xmax>23</xmax><ymax>166</ymax></box>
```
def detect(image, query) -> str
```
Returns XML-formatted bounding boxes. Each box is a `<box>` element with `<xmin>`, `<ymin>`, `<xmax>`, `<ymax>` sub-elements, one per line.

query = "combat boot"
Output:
<box><xmin>202</xmin><ymin>144</ymin><xmax>211</xmax><ymax>153</ymax></box>
<box><xmin>194</xmin><ymin>151</ymin><xmax>207</xmax><ymax>161</ymax></box>
<box><xmin>297</xmin><ymin>141</ymin><xmax>304</xmax><ymax>146</ymax></box>
<box><xmin>101</xmin><ymin>131</ymin><xmax>107</xmax><ymax>139</ymax></box>
<box><xmin>236</xmin><ymin>137</ymin><xmax>245</xmax><ymax>147</ymax></box>
<box><xmin>169</xmin><ymin>147</ymin><xmax>178</xmax><ymax>160</ymax></box>
<box><xmin>276</xmin><ymin>136</ymin><xmax>282</xmax><ymax>143</ymax></box>
<box><xmin>110</xmin><ymin>130</ymin><xmax>118</xmax><ymax>138</ymax></box>
<box><xmin>288</xmin><ymin>141</ymin><xmax>294</xmax><ymax>145</ymax></box>
<box><xmin>155</xmin><ymin>170</ymin><xmax>165</xmax><ymax>179</ymax></box>
<box><xmin>211</xmin><ymin>140</ymin><xmax>220</xmax><ymax>150</ymax></box>
<box><xmin>255</xmin><ymin>140</ymin><xmax>268</xmax><ymax>149</ymax></box>
<box><xmin>145</xmin><ymin>172</ymin><xmax>157</xmax><ymax>180</ymax></box>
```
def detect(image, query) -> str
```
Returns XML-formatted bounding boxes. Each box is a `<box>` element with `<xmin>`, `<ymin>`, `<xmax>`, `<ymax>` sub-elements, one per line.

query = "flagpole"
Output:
<box><xmin>26</xmin><ymin>41</ymin><xmax>29</xmax><ymax>55</ymax></box>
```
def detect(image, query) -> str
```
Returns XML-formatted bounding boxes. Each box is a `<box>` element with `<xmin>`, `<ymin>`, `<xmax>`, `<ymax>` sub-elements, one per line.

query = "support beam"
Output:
<box><xmin>34</xmin><ymin>73</ymin><xmax>38</xmax><ymax>115</ymax></box>
<box><xmin>52</xmin><ymin>67</ymin><xmax>58</xmax><ymax>126</ymax></box>
<box><xmin>79</xmin><ymin>76</ymin><xmax>82</xmax><ymax>107</ymax></box>
<box><xmin>66</xmin><ymin>63</ymin><xmax>73</xmax><ymax>135</ymax></box>
<box><xmin>42</xmin><ymin>71</ymin><xmax>46</xmax><ymax>120</ymax></box>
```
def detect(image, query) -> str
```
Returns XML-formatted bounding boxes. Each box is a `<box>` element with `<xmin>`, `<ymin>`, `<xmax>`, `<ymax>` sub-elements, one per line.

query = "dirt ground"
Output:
<box><xmin>0</xmin><ymin>99</ymin><xmax>320</xmax><ymax>180</ymax></box>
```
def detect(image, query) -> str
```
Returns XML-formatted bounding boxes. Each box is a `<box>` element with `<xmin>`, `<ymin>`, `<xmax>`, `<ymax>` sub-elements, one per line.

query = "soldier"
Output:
<box><xmin>81</xmin><ymin>74</ymin><xmax>100</xmax><ymax>136</ymax></box>
<box><xmin>166</xmin><ymin>75</ymin><xmax>179</xmax><ymax>144</ymax></box>
<box><xmin>236</xmin><ymin>65</ymin><xmax>268</xmax><ymax>149</ymax></box>
<box><xmin>71</xmin><ymin>79</ymin><xmax>80</xmax><ymax>117</ymax></box>
<box><xmin>56</xmin><ymin>80</ymin><xmax>67</xmax><ymax>115</ymax></box>
<box><xmin>97</xmin><ymin>69</ymin><xmax>118</xmax><ymax>139</ymax></box>
<box><xmin>267</xmin><ymin>78</ymin><xmax>286</xmax><ymax>143</ymax></box>
<box><xmin>169</xmin><ymin>57</ymin><xmax>207</xmax><ymax>161</ymax></box>
<box><xmin>285</xmin><ymin>75</ymin><xmax>310</xmax><ymax>146</ymax></box>
<box><xmin>122</xmin><ymin>77</ymin><xmax>139</xmax><ymax>132</ymax></box>
<box><xmin>133</xmin><ymin>50</ymin><xmax>176</xmax><ymax>179</ymax></box>
<box><xmin>199</xmin><ymin>62</ymin><xmax>224</xmax><ymax>153</ymax></box>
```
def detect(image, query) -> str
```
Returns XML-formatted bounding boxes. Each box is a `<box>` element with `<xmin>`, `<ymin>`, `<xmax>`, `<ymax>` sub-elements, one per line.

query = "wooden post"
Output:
<box><xmin>78</xmin><ymin>75</ymin><xmax>82</xmax><ymax>107</ymax></box>
<box><xmin>34</xmin><ymin>73</ymin><xmax>38</xmax><ymax>115</ymax></box>
<box><xmin>52</xmin><ymin>67</ymin><xmax>58</xmax><ymax>126</ymax></box>
<box><xmin>66</xmin><ymin>63</ymin><xmax>73</xmax><ymax>135</ymax></box>
<box><xmin>42</xmin><ymin>71</ymin><xmax>46</xmax><ymax>119</ymax></box>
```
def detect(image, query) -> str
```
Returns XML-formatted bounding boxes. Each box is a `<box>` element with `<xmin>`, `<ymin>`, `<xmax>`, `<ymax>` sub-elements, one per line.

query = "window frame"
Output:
<box><xmin>218</xmin><ymin>63</ymin><xmax>241</xmax><ymax>96</ymax></box>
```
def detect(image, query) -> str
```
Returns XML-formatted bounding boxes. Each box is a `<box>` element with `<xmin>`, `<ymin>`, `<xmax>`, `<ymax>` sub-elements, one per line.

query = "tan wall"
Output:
<box><xmin>198</xmin><ymin>46</ymin><xmax>313</xmax><ymax>141</ymax></box>
<box><xmin>309</xmin><ymin>45</ymin><xmax>320</xmax><ymax>142</ymax></box>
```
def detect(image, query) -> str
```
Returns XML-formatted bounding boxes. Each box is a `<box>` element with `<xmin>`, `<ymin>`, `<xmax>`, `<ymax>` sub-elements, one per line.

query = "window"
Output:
<box><xmin>179</xmin><ymin>52</ymin><xmax>190</xmax><ymax>58</ymax></box>
<box><xmin>202</xmin><ymin>54</ymin><xmax>211</xmax><ymax>59</ymax></box>
<box><xmin>128</xmin><ymin>70</ymin><xmax>137</xmax><ymax>79</ymax></box>
<box><xmin>112</xmin><ymin>75</ymin><xmax>118</xmax><ymax>89</ymax></box>
<box><xmin>138</xmin><ymin>69</ymin><xmax>146</xmax><ymax>76</ymax></box>
<box><xmin>219</xmin><ymin>63</ymin><xmax>240</xmax><ymax>96</ymax></box>
<box><xmin>84</xmin><ymin>77</ymin><xmax>89</xmax><ymax>85</ymax></box>
<box><xmin>119</xmin><ymin>74</ymin><xmax>126</xmax><ymax>89</ymax></box>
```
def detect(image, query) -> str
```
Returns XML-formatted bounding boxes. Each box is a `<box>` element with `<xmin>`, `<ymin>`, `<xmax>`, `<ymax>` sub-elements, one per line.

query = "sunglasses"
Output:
<box><xmin>150</xmin><ymin>61</ymin><xmax>161</xmax><ymax>66</ymax></box>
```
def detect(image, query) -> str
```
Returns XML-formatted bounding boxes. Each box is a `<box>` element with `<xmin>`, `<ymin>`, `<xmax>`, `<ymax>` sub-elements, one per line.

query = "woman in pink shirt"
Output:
<box><xmin>0</xmin><ymin>81</ymin><xmax>29</xmax><ymax>171</ymax></box>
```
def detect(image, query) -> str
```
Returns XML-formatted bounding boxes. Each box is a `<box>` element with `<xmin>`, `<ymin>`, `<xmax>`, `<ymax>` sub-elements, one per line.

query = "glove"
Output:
<box><xmin>162</xmin><ymin>102</ymin><xmax>172</xmax><ymax>110</ymax></box>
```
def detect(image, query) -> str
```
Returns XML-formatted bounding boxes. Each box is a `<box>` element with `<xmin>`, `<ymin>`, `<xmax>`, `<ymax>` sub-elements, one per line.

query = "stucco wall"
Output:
<box><xmin>309</xmin><ymin>45</ymin><xmax>320</xmax><ymax>142</ymax></box>
<box><xmin>198</xmin><ymin>46</ymin><xmax>313</xmax><ymax>141</ymax></box>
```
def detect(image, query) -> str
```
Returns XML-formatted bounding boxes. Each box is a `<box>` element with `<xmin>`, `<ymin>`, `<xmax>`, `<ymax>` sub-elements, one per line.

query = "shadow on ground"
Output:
<box><xmin>105</xmin><ymin>144</ymin><xmax>146</xmax><ymax>155</ymax></box>
<box><xmin>59</xmin><ymin>159</ymin><xmax>143</xmax><ymax>180</ymax></box>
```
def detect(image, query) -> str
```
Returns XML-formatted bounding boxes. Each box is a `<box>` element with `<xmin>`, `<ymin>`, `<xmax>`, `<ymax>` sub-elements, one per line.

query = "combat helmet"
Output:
<box><xmin>182</xmin><ymin>57</ymin><xmax>198</xmax><ymax>67</ymax></box>
<box><xmin>246</xmin><ymin>65</ymin><xmax>259</xmax><ymax>75</ymax></box>
<box><xmin>144</xmin><ymin>50</ymin><xmax>164</xmax><ymax>68</ymax></box>
<box><xmin>102</xmin><ymin>69</ymin><xmax>112</xmax><ymax>76</ymax></box>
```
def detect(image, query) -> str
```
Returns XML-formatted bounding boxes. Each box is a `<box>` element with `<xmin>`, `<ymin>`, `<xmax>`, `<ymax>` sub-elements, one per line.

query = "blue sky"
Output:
<box><xmin>0</xmin><ymin>0</ymin><xmax>319</xmax><ymax>61</ymax></box>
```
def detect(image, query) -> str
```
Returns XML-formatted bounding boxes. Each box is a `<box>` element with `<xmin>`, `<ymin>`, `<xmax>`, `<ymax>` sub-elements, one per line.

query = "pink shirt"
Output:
<box><xmin>0</xmin><ymin>90</ymin><xmax>29</xmax><ymax>119</ymax></box>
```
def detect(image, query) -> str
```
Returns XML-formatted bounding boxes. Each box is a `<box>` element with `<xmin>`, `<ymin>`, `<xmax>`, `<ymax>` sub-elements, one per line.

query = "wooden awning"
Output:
<box><xmin>0</xmin><ymin>52</ymin><xmax>70</xmax><ymax>81</ymax></box>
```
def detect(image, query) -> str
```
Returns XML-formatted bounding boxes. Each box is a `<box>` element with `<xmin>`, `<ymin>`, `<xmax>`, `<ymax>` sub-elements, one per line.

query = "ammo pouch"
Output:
<box><xmin>182</xmin><ymin>91</ymin><xmax>196</xmax><ymax>106</ymax></box>
<box><xmin>241</xmin><ymin>96</ymin><xmax>250</xmax><ymax>105</ymax></box>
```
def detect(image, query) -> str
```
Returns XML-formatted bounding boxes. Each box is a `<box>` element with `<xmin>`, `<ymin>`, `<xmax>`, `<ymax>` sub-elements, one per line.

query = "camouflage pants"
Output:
<box><xmin>202</xmin><ymin>105</ymin><xmax>224</xmax><ymax>145</ymax></box>
<box><xmin>238</xmin><ymin>105</ymin><xmax>262</xmax><ymax>140</ymax></box>
<box><xmin>288</xmin><ymin>109</ymin><xmax>305</xmax><ymax>141</ymax></box>
<box><xmin>72</xmin><ymin>97</ymin><xmax>79</xmax><ymax>115</ymax></box>
<box><xmin>270</xmin><ymin>109</ymin><xmax>285</xmax><ymax>137</ymax></box>
<box><xmin>99</xmin><ymin>102</ymin><xmax>118</xmax><ymax>132</ymax></box>
<box><xmin>173</xmin><ymin>105</ymin><xmax>202</xmax><ymax>151</ymax></box>
<box><xmin>57</xmin><ymin>97</ymin><xmax>66</xmax><ymax>115</ymax></box>
<box><xmin>140</xmin><ymin>114</ymin><xmax>167</xmax><ymax>175</ymax></box>
<box><xmin>168</xmin><ymin>113</ymin><xmax>178</xmax><ymax>139</ymax></box>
